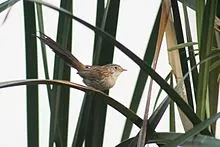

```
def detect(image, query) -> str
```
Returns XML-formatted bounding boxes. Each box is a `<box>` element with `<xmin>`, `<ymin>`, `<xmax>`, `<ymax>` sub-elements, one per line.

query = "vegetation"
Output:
<box><xmin>0</xmin><ymin>0</ymin><xmax>220</xmax><ymax>146</ymax></box>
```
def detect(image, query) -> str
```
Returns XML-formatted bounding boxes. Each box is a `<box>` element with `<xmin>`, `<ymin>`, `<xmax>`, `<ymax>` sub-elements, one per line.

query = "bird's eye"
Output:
<box><xmin>114</xmin><ymin>66</ymin><xmax>118</xmax><ymax>70</ymax></box>
<box><xmin>86</xmin><ymin>65</ymin><xmax>91</xmax><ymax>69</ymax></box>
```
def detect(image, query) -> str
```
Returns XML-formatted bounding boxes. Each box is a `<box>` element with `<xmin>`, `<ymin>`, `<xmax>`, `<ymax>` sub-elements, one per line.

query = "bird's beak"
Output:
<box><xmin>122</xmin><ymin>68</ymin><xmax>127</xmax><ymax>71</ymax></box>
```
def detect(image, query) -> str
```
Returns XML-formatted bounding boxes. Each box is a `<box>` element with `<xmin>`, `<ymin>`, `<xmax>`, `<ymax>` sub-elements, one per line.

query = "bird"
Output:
<box><xmin>35</xmin><ymin>33</ymin><xmax>126</xmax><ymax>90</ymax></box>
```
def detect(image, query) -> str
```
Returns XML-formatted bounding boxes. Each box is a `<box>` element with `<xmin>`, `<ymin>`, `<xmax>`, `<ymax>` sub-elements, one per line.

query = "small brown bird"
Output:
<box><xmin>35</xmin><ymin>33</ymin><xmax>126</xmax><ymax>90</ymax></box>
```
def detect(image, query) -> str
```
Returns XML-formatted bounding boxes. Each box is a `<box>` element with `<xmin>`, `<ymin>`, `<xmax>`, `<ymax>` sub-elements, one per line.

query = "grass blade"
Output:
<box><xmin>72</xmin><ymin>1</ymin><xmax>105</xmax><ymax>146</ymax></box>
<box><xmin>0</xmin><ymin>79</ymin><xmax>143</xmax><ymax>128</ymax></box>
<box><xmin>167</xmin><ymin>42</ymin><xmax>198</xmax><ymax>51</ymax></box>
<box><xmin>0</xmin><ymin>0</ymin><xmax>19</xmax><ymax>13</ymax></box>
<box><xmin>166</xmin><ymin>10</ymin><xmax>193</xmax><ymax>131</ymax></box>
<box><xmin>121</xmin><ymin>3</ymin><xmax>162</xmax><ymax>141</ymax></box>
<box><xmin>153</xmin><ymin>72</ymin><xmax>171</xmax><ymax>110</ymax></box>
<box><xmin>117</xmin><ymin>96</ymin><xmax>171</xmax><ymax>147</ymax></box>
<box><xmin>196</xmin><ymin>0</ymin><xmax>218</xmax><ymax>120</ymax></box>
<box><xmin>196</xmin><ymin>0</ymin><xmax>205</xmax><ymax>44</ymax></box>
<box><xmin>50</xmin><ymin>0</ymin><xmax>72</xmax><ymax>146</ymax></box>
<box><xmin>182</xmin><ymin>4</ymin><xmax>199</xmax><ymax>100</ymax></box>
<box><xmin>23</xmin><ymin>1</ymin><xmax>39</xmax><ymax>146</ymax></box>
<box><xmin>169</xmin><ymin>74</ymin><xmax>175</xmax><ymax>132</ymax></box>
<box><xmin>178</xmin><ymin>0</ymin><xmax>196</xmax><ymax>10</ymax></box>
<box><xmin>172</xmin><ymin>0</ymin><xmax>194</xmax><ymax>110</ymax></box>
<box><xmin>35</xmin><ymin>3</ymin><xmax>53</xmax><ymax>105</ymax></box>
<box><xmin>164</xmin><ymin>112</ymin><xmax>220</xmax><ymax>147</ymax></box>
<box><xmin>86</xmin><ymin>1</ymin><xmax>121</xmax><ymax>146</ymax></box>
<box><xmin>72</xmin><ymin>94</ymin><xmax>93</xmax><ymax>147</ymax></box>
<box><xmin>149</xmin><ymin>132</ymin><xmax>220</xmax><ymax>146</ymax></box>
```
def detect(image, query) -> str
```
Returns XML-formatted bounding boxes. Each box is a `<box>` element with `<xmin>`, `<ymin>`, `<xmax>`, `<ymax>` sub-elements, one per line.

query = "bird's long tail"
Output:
<box><xmin>34</xmin><ymin>32</ymin><xmax>85</xmax><ymax>71</ymax></box>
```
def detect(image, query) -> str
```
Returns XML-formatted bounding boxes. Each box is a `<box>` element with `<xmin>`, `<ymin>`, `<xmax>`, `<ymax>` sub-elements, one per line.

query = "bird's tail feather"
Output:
<box><xmin>34</xmin><ymin>32</ymin><xmax>85</xmax><ymax>71</ymax></box>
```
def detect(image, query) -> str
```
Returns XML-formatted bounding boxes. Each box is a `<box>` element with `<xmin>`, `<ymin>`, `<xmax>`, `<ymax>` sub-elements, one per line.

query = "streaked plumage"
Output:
<box><xmin>35</xmin><ymin>33</ymin><xmax>126</xmax><ymax>90</ymax></box>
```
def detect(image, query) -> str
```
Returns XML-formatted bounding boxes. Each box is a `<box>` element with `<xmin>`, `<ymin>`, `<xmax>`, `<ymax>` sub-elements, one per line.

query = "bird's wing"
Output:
<box><xmin>77</xmin><ymin>66</ymin><xmax>105</xmax><ymax>80</ymax></box>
